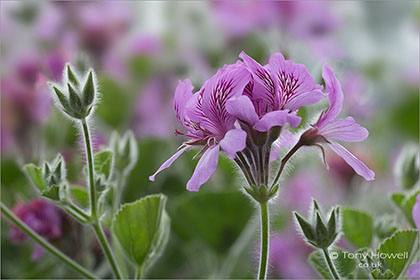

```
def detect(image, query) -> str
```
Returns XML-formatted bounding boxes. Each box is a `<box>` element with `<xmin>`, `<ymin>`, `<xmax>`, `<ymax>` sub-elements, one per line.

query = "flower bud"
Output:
<box><xmin>294</xmin><ymin>199</ymin><xmax>340</xmax><ymax>249</ymax></box>
<box><xmin>24</xmin><ymin>154</ymin><xmax>67</xmax><ymax>201</ymax></box>
<box><xmin>394</xmin><ymin>145</ymin><xmax>419</xmax><ymax>190</ymax></box>
<box><xmin>110</xmin><ymin>130</ymin><xmax>138</xmax><ymax>174</ymax></box>
<box><xmin>49</xmin><ymin>64</ymin><xmax>97</xmax><ymax>120</ymax></box>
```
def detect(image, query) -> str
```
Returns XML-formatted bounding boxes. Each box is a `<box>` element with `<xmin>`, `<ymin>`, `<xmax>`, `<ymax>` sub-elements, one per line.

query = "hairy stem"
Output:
<box><xmin>322</xmin><ymin>248</ymin><xmax>341</xmax><ymax>280</ymax></box>
<box><xmin>81</xmin><ymin>119</ymin><xmax>97</xmax><ymax>218</ymax></box>
<box><xmin>258</xmin><ymin>202</ymin><xmax>269</xmax><ymax>280</ymax></box>
<box><xmin>81</xmin><ymin>119</ymin><xmax>122</xmax><ymax>279</ymax></box>
<box><xmin>1</xmin><ymin>202</ymin><xmax>97</xmax><ymax>279</ymax></box>
<box><xmin>270</xmin><ymin>142</ymin><xmax>302</xmax><ymax>189</ymax></box>
<box><xmin>92</xmin><ymin>223</ymin><xmax>123</xmax><ymax>279</ymax></box>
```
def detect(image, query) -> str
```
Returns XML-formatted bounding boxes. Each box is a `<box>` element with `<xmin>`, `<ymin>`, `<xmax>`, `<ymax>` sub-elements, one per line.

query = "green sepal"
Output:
<box><xmin>24</xmin><ymin>164</ymin><xmax>47</xmax><ymax>192</ymax></box>
<box><xmin>67</xmin><ymin>83</ymin><xmax>84</xmax><ymax>118</ymax></box>
<box><xmin>82</xmin><ymin>71</ymin><xmax>95</xmax><ymax>106</ymax></box>
<box><xmin>66</xmin><ymin>64</ymin><xmax>80</xmax><ymax>87</ymax></box>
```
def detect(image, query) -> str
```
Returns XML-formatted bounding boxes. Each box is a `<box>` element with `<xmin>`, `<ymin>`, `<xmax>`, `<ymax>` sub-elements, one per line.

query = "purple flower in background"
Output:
<box><xmin>150</xmin><ymin>62</ymin><xmax>250</xmax><ymax>191</ymax></box>
<box><xmin>269</xmin><ymin>232</ymin><xmax>315</xmax><ymax>278</ymax></box>
<box><xmin>133</xmin><ymin>78</ymin><xmax>177</xmax><ymax>138</ymax></box>
<box><xmin>212</xmin><ymin>1</ymin><xmax>279</xmax><ymax>37</ymax></box>
<box><xmin>76</xmin><ymin>2</ymin><xmax>130</xmax><ymax>55</ymax></box>
<box><xmin>130</xmin><ymin>35</ymin><xmax>162</xmax><ymax>57</ymax></box>
<box><xmin>407</xmin><ymin>262</ymin><xmax>420</xmax><ymax>279</ymax></box>
<box><xmin>281</xmin><ymin>170</ymin><xmax>324</xmax><ymax>212</ymax></box>
<box><xmin>9</xmin><ymin>199</ymin><xmax>62</xmax><ymax>261</ymax></box>
<box><xmin>413</xmin><ymin>194</ymin><xmax>420</xmax><ymax>229</ymax></box>
<box><xmin>341</xmin><ymin>71</ymin><xmax>374</xmax><ymax>119</ymax></box>
<box><xmin>226</xmin><ymin>51</ymin><xmax>324</xmax><ymax>132</ymax></box>
<box><xmin>300</xmin><ymin>64</ymin><xmax>375</xmax><ymax>181</ymax></box>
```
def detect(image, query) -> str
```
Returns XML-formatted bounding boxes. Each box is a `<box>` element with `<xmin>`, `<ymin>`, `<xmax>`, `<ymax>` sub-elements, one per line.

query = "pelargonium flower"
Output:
<box><xmin>299</xmin><ymin>64</ymin><xmax>375</xmax><ymax>180</ymax></box>
<box><xmin>8</xmin><ymin>198</ymin><xmax>62</xmax><ymax>261</ymax></box>
<box><xmin>226</xmin><ymin>51</ymin><xmax>324</xmax><ymax>133</ymax></box>
<box><xmin>149</xmin><ymin>62</ymin><xmax>250</xmax><ymax>191</ymax></box>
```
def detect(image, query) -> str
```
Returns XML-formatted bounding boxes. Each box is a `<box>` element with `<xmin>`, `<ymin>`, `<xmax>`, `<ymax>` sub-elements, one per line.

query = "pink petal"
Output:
<box><xmin>284</xmin><ymin>88</ymin><xmax>325</xmax><ymax>111</ymax></box>
<box><xmin>200</xmin><ymin>62</ymin><xmax>251</xmax><ymax>136</ymax></box>
<box><xmin>317</xmin><ymin>64</ymin><xmax>343</xmax><ymax>125</ymax></box>
<box><xmin>270</xmin><ymin>130</ymin><xmax>299</xmax><ymax>161</ymax></box>
<box><xmin>268</xmin><ymin>53</ymin><xmax>321</xmax><ymax>110</ymax></box>
<box><xmin>239</xmin><ymin>51</ymin><xmax>278</xmax><ymax>111</ymax></box>
<box><xmin>254</xmin><ymin>110</ymin><xmax>301</xmax><ymax>132</ymax></box>
<box><xmin>187</xmin><ymin>145</ymin><xmax>220</xmax><ymax>192</ymax></box>
<box><xmin>226</xmin><ymin>95</ymin><xmax>259</xmax><ymax>125</ymax></box>
<box><xmin>174</xmin><ymin>79</ymin><xmax>194</xmax><ymax>129</ymax></box>
<box><xmin>220</xmin><ymin>129</ymin><xmax>247</xmax><ymax>159</ymax></box>
<box><xmin>328</xmin><ymin>141</ymin><xmax>375</xmax><ymax>181</ymax></box>
<box><xmin>149</xmin><ymin>146</ymin><xmax>189</xmax><ymax>181</ymax></box>
<box><xmin>318</xmin><ymin>117</ymin><xmax>369</xmax><ymax>142</ymax></box>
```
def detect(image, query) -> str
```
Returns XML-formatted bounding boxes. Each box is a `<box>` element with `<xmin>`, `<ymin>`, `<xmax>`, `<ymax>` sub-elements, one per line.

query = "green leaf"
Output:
<box><xmin>69</xmin><ymin>185</ymin><xmax>89</xmax><ymax>208</ymax></box>
<box><xmin>112</xmin><ymin>194</ymin><xmax>170</xmax><ymax>273</ymax></box>
<box><xmin>342</xmin><ymin>208</ymin><xmax>374</xmax><ymax>248</ymax></box>
<box><xmin>94</xmin><ymin>150</ymin><xmax>113</xmax><ymax>181</ymax></box>
<box><xmin>308</xmin><ymin>248</ymin><xmax>357</xmax><ymax>279</ymax></box>
<box><xmin>376</xmin><ymin>229</ymin><xmax>418</xmax><ymax>278</ymax></box>
<box><xmin>371</xmin><ymin>268</ymin><xmax>394</xmax><ymax>279</ymax></box>
<box><xmin>24</xmin><ymin>164</ymin><xmax>47</xmax><ymax>192</ymax></box>
<box><xmin>391</xmin><ymin>191</ymin><xmax>420</xmax><ymax>227</ymax></box>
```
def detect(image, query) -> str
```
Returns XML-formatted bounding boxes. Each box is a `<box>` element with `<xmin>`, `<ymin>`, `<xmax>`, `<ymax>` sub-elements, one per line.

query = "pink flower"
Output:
<box><xmin>149</xmin><ymin>62</ymin><xmax>250</xmax><ymax>191</ymax></box>
<box><xmin>226</xmin><ymin>51</ymin><xmax>324</xmax><ymax>132</ymax></box>
<box><xmin>9</xmin><ymin>199</ymin><xmax>62</xmax><ymax>261</ymax></box>
<box><xmin>300</xmin><ymin>64</ymin><xmax>375</xmax><ymax>181</ymax></box>
<box><xmin>407</xmin><ymin>262</ymin><xmax>420</xmax><ymax>279</ymax></box>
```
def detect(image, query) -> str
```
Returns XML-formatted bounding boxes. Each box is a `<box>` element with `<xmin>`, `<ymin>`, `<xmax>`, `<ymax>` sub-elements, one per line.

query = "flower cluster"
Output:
<box><xmin>9</xmin><ymin>199</ymin><xmax>62</xmax><ymax>261</ymax></box>
<box><xmin>150</xmin><ymin>51</ymin><xmax>374</xmax><ymax>196</ymax></box>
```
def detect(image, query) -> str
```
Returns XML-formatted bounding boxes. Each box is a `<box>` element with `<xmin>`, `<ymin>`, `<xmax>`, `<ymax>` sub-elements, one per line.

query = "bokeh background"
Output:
<box><xmin>1</xmin><ymin>1</ymin><xmax>419</xmax><ymax>279</ymax></box>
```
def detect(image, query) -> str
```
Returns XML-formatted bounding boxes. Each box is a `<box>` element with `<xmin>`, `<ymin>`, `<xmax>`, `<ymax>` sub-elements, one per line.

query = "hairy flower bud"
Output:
<box><xmin>294</xmin><ymin>200</ymin><xmax>340</xmax><ymax>249</ymax></box>
<box><xmin>110</xmin><ymin>130</ymin><xmax>138</xmax><ymax>174</ymax></box>
<box><xmin>24</xmin><ymin>154</ymin><xmax>67</xmax><ymax>201</ymax></box>
<box><xmin>49</xmin><ymin>64</ymin><xmax>97</xmax><ymax>120</ymax></box>
<box><xmin>394</xmin><ymin>145</ymin><xmax>419</xmax><ymax>190</ymax></box>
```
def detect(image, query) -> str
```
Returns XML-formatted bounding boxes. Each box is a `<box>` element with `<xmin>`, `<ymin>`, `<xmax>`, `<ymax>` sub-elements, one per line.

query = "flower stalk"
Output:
<box><xmin>0</xmin><ymin>201</ymin><xmax>97</xmax><ymax>279</ymax></box>
<box><xmin>81</xmin><ymin>118</ymin><xmax>123</xmax><ymax>279</ymax></box>
<box><xmin>322</xmin><ymin>247</ymin><xmax>341</xmax><ymax>280</ymax></box>
<box><xmin>258</xmin><ymin>201</ymin><xmax>269</xmax><ymax>280</ymax></box>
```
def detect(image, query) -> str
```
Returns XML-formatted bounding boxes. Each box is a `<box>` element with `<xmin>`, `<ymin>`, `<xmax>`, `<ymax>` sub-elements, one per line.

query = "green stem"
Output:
<box><xmin>258</xmin><ymin>202</ymin><xmax>269</xmax><ymax>280</ymax></box>
<box><xmin>81</xmin><ymin>119</ymin><xmax>97</xmax><ymax>218</ymax></box>
<box><xmin>1</xmin><ymin>202</ymin><xmax>96</xmax><ymax>279</ymax></box>
<box><xmin>270</xmin><ymin>142</ymin><xmax>302</xmax><ymax>189</ymax></box>
<box><xmin>92</xmin><ymin>223</ymin><xmax>123</xmax><ymax>279</ymax></box>
<box><xmin>135</xmin><ymin>266</ymin><xmax>143</xmax><ymax>279</ymax></box>
<box><xmin>322</xmin><ymin>248</ymin><xmax>341</xmax><ymax>280</ymax></box>
<box><xmin>81</xmin><ymin>119</ymin><xmax>123</xmax><ymax>279</ymax></box>
<box><xmin>63</xmin><ymin>205</ymin><xmax>88</xmax><ymax>224</ymax></box>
